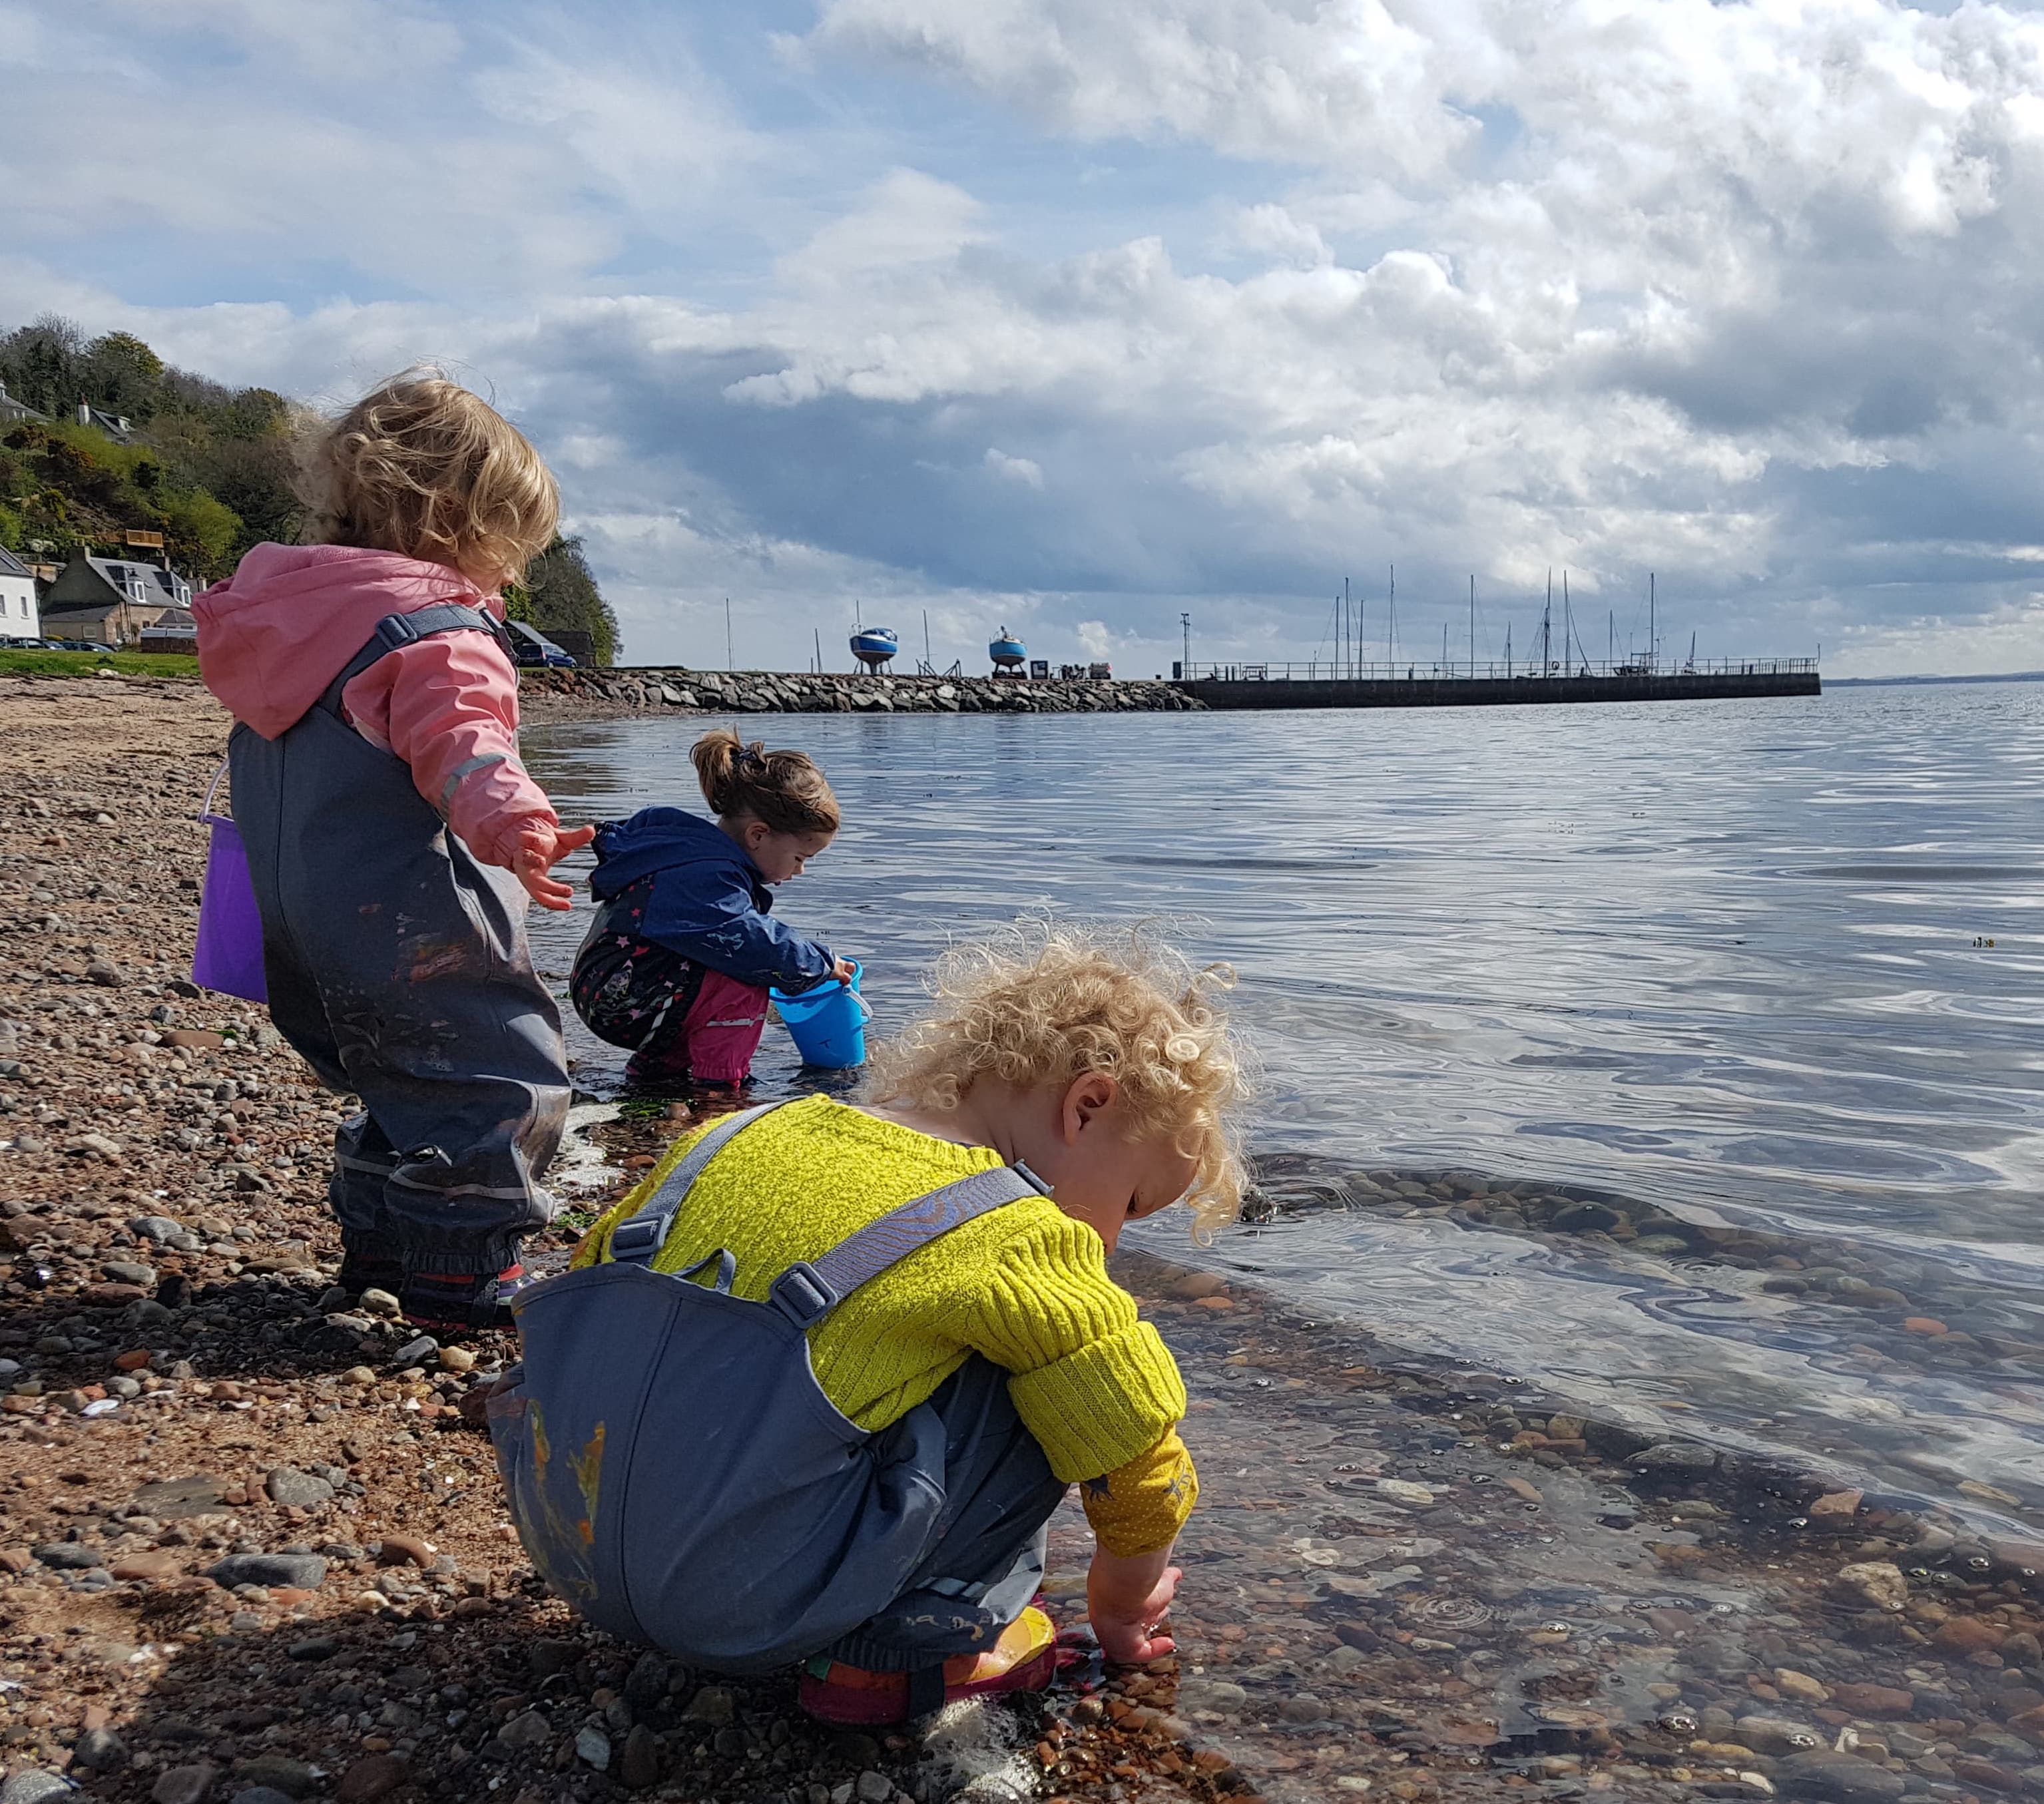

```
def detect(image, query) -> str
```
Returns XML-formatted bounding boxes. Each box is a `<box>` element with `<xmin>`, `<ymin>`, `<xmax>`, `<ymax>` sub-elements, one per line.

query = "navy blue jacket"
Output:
<box><xmin>587</xmin><ymin>807</ymin><xmax>834</xmax><ymax>992</ymax></box>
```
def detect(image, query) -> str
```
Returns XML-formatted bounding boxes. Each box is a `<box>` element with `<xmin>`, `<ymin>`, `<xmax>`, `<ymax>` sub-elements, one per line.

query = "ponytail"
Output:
<box><xmin>690</xmin><ymin>728</ymin><xmax>842</xmax><ymax>835</ymax></box>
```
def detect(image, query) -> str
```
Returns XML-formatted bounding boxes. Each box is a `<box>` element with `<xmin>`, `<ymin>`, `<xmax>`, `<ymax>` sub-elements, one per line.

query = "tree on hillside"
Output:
<box><xmin>0</xmin><ymin>315</ymin><xmax>85</xmax><ymax>417</ymax></box>
<box><xmin>507</xmin><ymin>534</ymin><xmax>621</xmax><ymax>666</ymax></box>
<box><xmin>0</xmin><ymin>314</ymin><xmax>303</xmax><ymax>576</ymax></box>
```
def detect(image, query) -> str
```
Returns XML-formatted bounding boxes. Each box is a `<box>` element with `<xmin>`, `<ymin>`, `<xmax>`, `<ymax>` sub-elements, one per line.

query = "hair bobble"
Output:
<box><xmin>1164</xmin><ymin>1033</ymin><xmax>1202</xmax><ymax>1064</ymax></box>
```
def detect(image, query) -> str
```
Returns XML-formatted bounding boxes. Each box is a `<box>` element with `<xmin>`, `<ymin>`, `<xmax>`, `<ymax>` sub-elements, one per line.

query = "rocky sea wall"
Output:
<box><xmin>519</xmin><ymin>666</ymin><xmax>1203</xmax><ymax>715</ymax></box>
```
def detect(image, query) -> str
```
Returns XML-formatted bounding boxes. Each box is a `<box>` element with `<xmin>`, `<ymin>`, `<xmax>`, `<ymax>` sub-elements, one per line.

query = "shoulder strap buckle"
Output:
<box><xmin>769</xmin><ymin>1162</ymin><xmax>1043</xmax><ymax>1327</ymax></box>
<box><xmin>768</xmin><ymin>1261</ymin><xmax>838</xmax><ymax>1326</ymax></box>
<box><xmin>606</xmin><ymin>1100</ymin><xmax>786</xmax><ymax>1268</ymax></box>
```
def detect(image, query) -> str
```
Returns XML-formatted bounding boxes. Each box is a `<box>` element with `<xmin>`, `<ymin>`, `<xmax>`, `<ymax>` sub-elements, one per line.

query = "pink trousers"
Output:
<box><xmin>627</xmin><ymin>968</ymin><xmax>769</xmax><ymax>1086</ymax></box>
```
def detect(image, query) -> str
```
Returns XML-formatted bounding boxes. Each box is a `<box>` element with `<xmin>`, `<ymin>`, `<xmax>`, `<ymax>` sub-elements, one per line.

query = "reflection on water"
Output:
<box><xmin>524</xmin><ymin>682</ymin><xmax>2044</xmax><ymax>1526</ymax></box>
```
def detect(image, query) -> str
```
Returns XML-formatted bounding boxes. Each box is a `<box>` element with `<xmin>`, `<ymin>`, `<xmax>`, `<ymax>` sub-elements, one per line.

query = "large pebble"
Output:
<box><xmin>623</xmin><ymin>1650</ymin><xmax>670</xmax><ymax>1714</ymax></box>
<box><xmin>1826</xmin><ymin>1682</ymin><xmax>1914</xmax><ymax>1717</ymax></box>
<box><xmin>206</xmin><ymin>1552</ymin><xmax>328</xmax><ymax>1590</ymax></box>
<box><xmin>1628</xmin><ymin>1441</ymin><xmax>1718</xmax><ymax>1478</ymax></box>
<box><xmin>150</xmin><ymin>1766</ymin><xmax>216</xmax><ymax>1804</ymax></box>
<box><xmin>1782</xmin><ymin>1750</ymin><xmax>1906</xmax><ymax>1801</ymax></box>
<box><xmin>1736</xmin><ymin>1715</ymin><xmax>1824</xmax><ymax>1755</ymax></box>
<box><xmin>1832</xmin><ymin>1562</ymin><xmax>1908</xmax><ymax>1613</ymax></box>
<box><xmin>334</xmin><ymin>1755</ymin><xmax>408</xmax><ymax>1803</ymax></box>
<box><xmin>619</xmin><ymin>1723</ymin><xmax>662</xmax><ymax>1789</ymax></box>
<box><xmin>575</xmin><ymin>1726</ymin><xmax>611</xmax><ymax>1771</ymax></box>
<box><xmin>33</xmin><ymin>1542</ymin><xmax>105</xmax><ymax>1570</ymax></box>
<box><xmin>230</xmin><ymin>1757</ymin><xmax>313</xmax><ymax>1795</ymax></box>
<box><xmin>74</xmin><ymin>1732</ymin><xmax>128</xmax><ymax>1773</ymax></box>
<box><xmin>1376</xmin><ymin>1478</ymin><xmax>1434</xmax><ymax>1505</ymax></box>
<box><xmin>683</xmin><ymin>1686</ymin><xmax>736</xmax><ymax>1725</ymax></box>
<box><xmin>264</xmin><ymin>1468</ymin><xmax>334</xmax><ymax>1510</ymax></box>
<box><xmin>374</xmin><ymin>1532</ymin><xmax>433</xmax><ymax>1568</ymax></box>
<box><xmin>495</xmin><ymin>1709</ymin><xmax>552</xmax><ymax>1750</ymax></box>
<box><xmin>0</xmin><ymin>1773</ymin><xmax>74</xmax><ymax>1804</ymax></box>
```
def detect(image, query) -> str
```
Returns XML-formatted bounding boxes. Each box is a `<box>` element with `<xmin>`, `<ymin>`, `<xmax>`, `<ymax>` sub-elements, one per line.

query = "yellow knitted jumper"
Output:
<box><xmin>575</xmin><ymin>1094</ymin><xmax>1197</xmax><ymax>1556</ymax></box>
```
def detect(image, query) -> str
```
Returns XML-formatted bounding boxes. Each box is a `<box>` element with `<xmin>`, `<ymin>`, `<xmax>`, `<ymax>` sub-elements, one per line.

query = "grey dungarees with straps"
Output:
<box><xmin>228</xmin><ymin>604</ymin><xmax>569</xmax><ymax>1278</ymax></box>
<box><xmin>489</xmin><ymin>1100</ymin><xmax>1070</xmax><ymax>1683</ymax></box>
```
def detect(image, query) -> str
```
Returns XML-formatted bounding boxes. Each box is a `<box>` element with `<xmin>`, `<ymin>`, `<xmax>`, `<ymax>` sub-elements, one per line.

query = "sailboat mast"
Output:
<box><xmin>1468</xmin><ymin>574</ymin><xmax>1475</xmax><ymax>673</ymax></box>
<box><xmin>1388</xmin><ymin>564</ymin><xmax>1397</xmax><ymax>666</ymax></box>
<box><xmin>1649</xmin><ymin>572</ymin><xmax>1657</xmax><ymax>673</ymax></box>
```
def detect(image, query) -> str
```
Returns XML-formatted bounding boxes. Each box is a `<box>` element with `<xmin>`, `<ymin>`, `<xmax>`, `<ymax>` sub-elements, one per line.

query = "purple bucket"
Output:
<box><xmin>192</xmin><ymin>764</ymin><xmax>267</xmax><ymax>1003</ymax></box>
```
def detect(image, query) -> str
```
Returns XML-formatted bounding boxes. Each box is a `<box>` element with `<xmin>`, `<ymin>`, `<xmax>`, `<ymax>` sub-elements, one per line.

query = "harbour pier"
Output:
<box><xmin>1171</xmin><ymin>656</ymin><xmax>1820</xmax><ymax>710</ymax></box>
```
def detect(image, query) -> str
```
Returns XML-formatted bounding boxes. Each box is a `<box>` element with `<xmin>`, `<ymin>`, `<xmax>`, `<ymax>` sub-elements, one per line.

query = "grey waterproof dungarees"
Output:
<box><xmin>489</xmin><ymin>1101</ymin><xmax>1069</xmax><ymax>1691</ymax></box>
<box><xmin>228</xmin><ymin>604</ymin><xmax>569</xmax><ymax>1278</ymax></box>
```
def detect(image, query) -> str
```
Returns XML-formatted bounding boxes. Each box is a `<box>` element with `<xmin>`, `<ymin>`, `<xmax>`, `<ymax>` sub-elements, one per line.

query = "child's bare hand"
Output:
<box><xmin>1088</xmin><ymin>1549</ymin><xmax>1180</xmax><ymax>1664</ymax></box>
<box><xmin>831</xmin><ymin>956</ymin><xmax>857</xmax><ymax>985</ymax></box>
<box><xmin>513</xmin><ymin>822</ymin><xmax>597</xmax><ymax>911</ymax></box>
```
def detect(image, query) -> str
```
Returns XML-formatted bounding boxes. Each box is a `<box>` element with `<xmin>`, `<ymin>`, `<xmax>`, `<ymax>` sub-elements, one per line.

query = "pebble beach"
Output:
<box><xmin>2</xmin><ymin>672</ymin><xmax>2043</xmax><ymax>1804</ymax></box>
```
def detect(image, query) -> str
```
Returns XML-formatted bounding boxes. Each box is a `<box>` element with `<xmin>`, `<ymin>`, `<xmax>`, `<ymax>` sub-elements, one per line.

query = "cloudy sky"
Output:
<box><xmin>7</xmin><ymin>0</ymin><xmax>2044</xmax><ymax>676</ymax></box>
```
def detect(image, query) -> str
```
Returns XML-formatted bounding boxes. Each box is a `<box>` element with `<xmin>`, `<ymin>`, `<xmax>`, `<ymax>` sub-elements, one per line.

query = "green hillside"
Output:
<box><xmin>0</xmin><ymin>314</ymin><xmax>618</xmax><ymax>664</ymax></box>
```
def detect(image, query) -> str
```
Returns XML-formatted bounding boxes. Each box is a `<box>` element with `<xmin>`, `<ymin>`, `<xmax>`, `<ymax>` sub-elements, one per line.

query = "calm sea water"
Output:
<box><xmin>524</xmin><ymin>683</ymin><xmax>2044</xmax><ymax>1528</ymax></box>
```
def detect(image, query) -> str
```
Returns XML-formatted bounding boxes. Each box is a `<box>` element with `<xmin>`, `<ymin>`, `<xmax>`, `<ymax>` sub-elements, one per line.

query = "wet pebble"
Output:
<box><xmin>1781</xmin><ymin>1749</ymin><xmax>1906</xmax><ymax>1800</ymax></box>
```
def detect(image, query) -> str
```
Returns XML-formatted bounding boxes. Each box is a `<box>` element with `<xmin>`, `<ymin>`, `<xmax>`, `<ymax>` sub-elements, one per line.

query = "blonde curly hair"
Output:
<box><xmin>296</xmin><ymin>369</ymin><xmax>559</xmax><ymax>588</ymax></box>
<box><xmin>865</xmin><ymin>925</ymin><xmax>1249</xmax><ymax>1234</ymax></box>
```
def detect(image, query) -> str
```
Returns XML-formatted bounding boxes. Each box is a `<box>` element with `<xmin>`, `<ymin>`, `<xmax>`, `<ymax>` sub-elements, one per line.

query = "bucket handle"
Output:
<box><xmin>200</xmin><ymin>756</ymin><xmax>230</xmax><ymax>824</ymax></box>
<box><xmin>848</xmin><ymin>989</ymin><xmax>872</xmax><ymax>1024</ymax></box>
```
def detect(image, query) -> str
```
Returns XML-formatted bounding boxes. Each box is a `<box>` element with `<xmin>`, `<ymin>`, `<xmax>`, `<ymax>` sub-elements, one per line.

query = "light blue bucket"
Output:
<box><xmin>770</xmin><ymin>961</ymin><xmax>872</xmax><ymax>1068</ymax></box>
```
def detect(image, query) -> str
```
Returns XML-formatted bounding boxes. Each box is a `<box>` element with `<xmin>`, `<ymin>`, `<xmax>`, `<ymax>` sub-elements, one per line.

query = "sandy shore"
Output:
<box><xmin>1</xmin><ymin>674</ymin><xmax>2040</xmax><ymax>1804</ymax></box>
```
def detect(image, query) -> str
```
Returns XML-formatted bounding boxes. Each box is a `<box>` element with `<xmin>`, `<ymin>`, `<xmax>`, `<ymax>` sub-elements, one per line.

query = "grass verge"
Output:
<box><xmin>0</xmin><ymin>648</ymin><xmax>200</xmax><ymax>678</ymax></box>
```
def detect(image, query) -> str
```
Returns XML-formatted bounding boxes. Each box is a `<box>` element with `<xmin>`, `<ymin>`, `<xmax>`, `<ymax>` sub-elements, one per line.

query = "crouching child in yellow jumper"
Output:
<box><xmin>487</xmin><ymin>928</ymin><xmax>1244</xmax><ymax>1725</ymax></box>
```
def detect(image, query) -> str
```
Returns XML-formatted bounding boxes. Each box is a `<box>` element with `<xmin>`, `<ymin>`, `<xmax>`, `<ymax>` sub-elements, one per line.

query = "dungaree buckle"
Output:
<box><xmin>770</xmin><ymin>1262</ymin><xmax>838</xmax><ymax>1325</ymax></box>
<box><xmin>609</xmin><ymin>1218</ymin><xmax>666</xmax><ymax>1264</ymax></box>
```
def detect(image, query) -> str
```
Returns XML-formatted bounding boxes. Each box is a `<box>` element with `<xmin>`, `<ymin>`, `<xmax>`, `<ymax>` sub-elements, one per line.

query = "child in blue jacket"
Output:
<box><xmin>571</xmin><ymin>728</ymin><xmax>853</xmax><ymax>1087</ymax></box>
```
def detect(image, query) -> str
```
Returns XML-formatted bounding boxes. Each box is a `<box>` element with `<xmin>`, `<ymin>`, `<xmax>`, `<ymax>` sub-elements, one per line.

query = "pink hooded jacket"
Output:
<box><xmin>194</xmin><ymin>543</ymin><xmax>559</xmax><ymax>869</ymax></box>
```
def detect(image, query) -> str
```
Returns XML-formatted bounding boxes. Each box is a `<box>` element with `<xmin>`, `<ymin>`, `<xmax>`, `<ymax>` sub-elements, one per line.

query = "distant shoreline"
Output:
<box><xmin>1826</xmin><ymin>670</ymin><xmax>2044</xmax><ymax>688</ymax></box>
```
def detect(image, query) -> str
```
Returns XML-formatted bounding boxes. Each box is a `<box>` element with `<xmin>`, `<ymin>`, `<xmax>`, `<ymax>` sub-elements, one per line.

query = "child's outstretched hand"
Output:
<box><xmin>831</xmin><ymin>956</ymin><xmax>857</xmax><ymax>985</ymax></box>
<box><xmin>1088</xmin><ymin>1546</ymin><xmax>1180</xmax><ymax>1664</ymax></box>
<box><xmin>512</xmin><ymin>821</ymin><xmax>597</xmax><ymax>911</ymax></box>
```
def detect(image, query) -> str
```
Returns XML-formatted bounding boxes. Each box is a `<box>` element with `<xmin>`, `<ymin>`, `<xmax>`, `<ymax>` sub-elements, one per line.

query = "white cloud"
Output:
<box><xmin>984</xmin><ymin>447</ymin><xmax>1045</xmax><ymax>488</ymax></box>
<box><xmin>11</xmin><ymin>0</ymin><xmax>2044</xmax><ymax>674</ymax></box>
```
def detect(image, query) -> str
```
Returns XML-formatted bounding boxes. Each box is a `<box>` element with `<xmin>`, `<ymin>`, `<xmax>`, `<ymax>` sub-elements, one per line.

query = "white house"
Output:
<box><xmin>0</xmin><ymin>549</ymin><xmax>39</xmax><ymax>640</ymax></box>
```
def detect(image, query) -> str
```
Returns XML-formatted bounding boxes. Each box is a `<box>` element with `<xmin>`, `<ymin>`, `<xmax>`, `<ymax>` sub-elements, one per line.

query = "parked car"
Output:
<box><xmin>505</xmin><ymin>620</ymin><xmax>577</xmax><ymax>668</ymax></box>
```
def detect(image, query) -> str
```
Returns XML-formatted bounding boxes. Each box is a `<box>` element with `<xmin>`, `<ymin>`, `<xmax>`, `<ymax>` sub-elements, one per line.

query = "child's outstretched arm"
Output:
<box><xmin>1079</xmin><ymin>1426</ymin><xmax>1197</xmax><ymax>1663</ymax></box>
<box><xmin>1089</xmin><ymin>1544</ymin><xmax>1182</xmax><ymax>1664</ymax></box>
<box><xmin>513</xmin><ymin>821</ymin><xmax>598</xmax><ymax>910</ymax></box>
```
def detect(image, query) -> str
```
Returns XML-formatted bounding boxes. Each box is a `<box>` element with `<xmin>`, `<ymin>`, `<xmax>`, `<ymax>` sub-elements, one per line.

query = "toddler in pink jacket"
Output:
<box><xmin>195</xmin><ymin>372</ymin><xmax>591</xmax><ymax>1331</ymax></box>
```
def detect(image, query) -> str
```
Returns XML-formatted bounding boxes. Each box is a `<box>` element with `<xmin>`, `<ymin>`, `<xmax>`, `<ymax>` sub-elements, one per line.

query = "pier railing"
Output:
<box><xmin>1177</xmin><ymin>656</ymin><xmax>1819</xmax><ymax>683</ymax></box>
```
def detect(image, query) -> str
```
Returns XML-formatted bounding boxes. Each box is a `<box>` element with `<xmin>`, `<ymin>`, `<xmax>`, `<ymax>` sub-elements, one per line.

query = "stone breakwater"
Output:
<box><xmin>519</xmin><ymin>666</ymin><xmax>1204</xmax><ymax>716</ymax></box>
